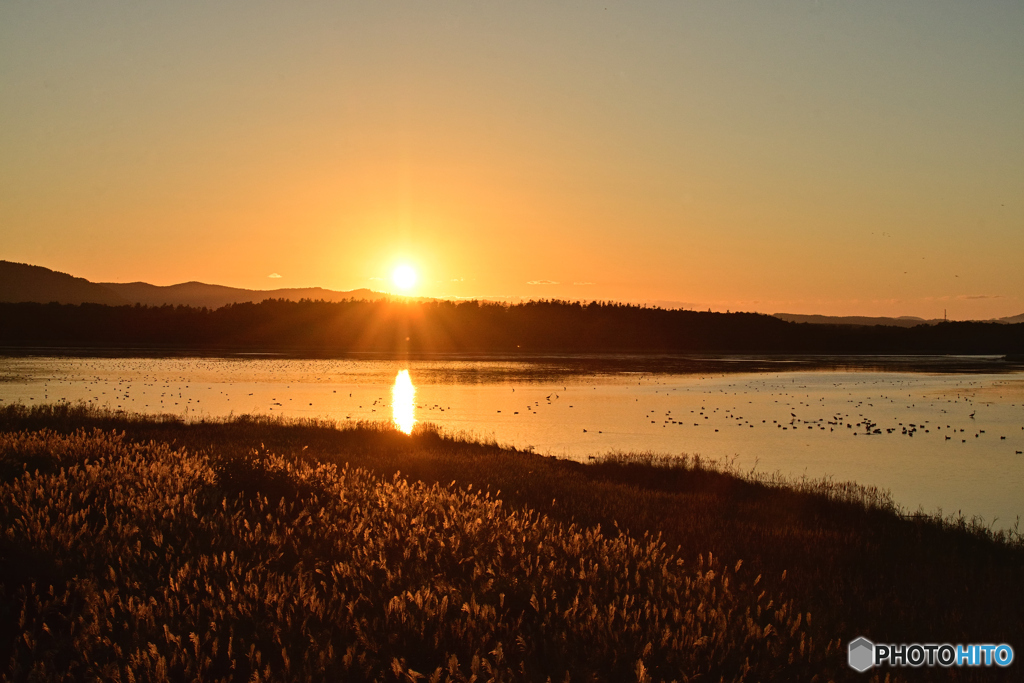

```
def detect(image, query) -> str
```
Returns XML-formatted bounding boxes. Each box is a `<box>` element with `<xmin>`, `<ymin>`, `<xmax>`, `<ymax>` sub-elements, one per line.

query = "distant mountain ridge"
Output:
<box><xmin>2</xmin><ymin>260</ymin><xmax>1021</xmax><ymax>324</ymax></box>
<box><xmin>774</xmin><ymin>312</ymin><xmax>1024</xmax><ymax>326</ymax></box>
<box><xmin>0</xmin><ymin>260</ymin><xmax>386</xmax><ymax>308</ymax></box>
<box><xmin>99</xmin><ymin>281</ymin><xmax>387</xmax><ymax>309</ymax></box>
<box><xmin>773</xmin><ymin>313</ymin><xmax>942</xmax><ymax>327</ymax></box>
<box><xmin>0</xmin><ymin>261</ymin><xmax>130</xmax><ymax>306</ymax></box>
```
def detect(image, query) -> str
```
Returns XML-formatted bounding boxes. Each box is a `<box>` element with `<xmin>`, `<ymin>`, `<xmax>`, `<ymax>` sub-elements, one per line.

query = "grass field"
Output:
<box><xmin>1</xmin><ymin>404</ymin><xmax>1021</xmax><ymax>682</ymax></box>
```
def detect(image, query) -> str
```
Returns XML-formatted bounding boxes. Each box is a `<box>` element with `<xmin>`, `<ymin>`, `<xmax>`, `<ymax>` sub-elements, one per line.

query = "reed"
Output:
<box><xmin>1</xmin><ymin>403</ymin><xmax>1021</xmax><ymax>682</ymax></box>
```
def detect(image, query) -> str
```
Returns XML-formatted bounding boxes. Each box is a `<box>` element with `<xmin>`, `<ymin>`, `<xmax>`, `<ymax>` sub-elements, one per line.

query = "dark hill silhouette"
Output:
<box><xmin>0</xmin><ymin>261</ymin><xmax>129</xmax><ymax>306</ymax></box>
<box><xmin>0</xmin><ymin>260</ymin><xmax>385</xmax><ymax>308</ymax></box>
<box><xmin>773</xmin><ymin>313</ymin><xmax>942</xmax><ymax>327</ymax></box>
<box><xmin>3</xmin><ymin>260</ymin><xmax>1021</xmax><ymax>332</ymax></box>
<box><xmin>100</xmin><ymin>281</ymin><xmax>387</xmax><ymax>309</ymax></box>
<box><xmin>774</xmin><ymin>312</ymin><xmax>1024</xmax><ymax>327</ymax></box>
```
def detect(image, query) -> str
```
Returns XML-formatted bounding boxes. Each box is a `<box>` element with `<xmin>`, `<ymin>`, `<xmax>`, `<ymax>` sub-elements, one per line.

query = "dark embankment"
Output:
<box><xmin>1</xmin><ymin>405</ymin><xmax>1021</xmax><ymax>682</ymax></box>
<box><xmin>3</xmin><ymin>299</ymin><xmax>1024</xmax><ymax>355</ymax></box>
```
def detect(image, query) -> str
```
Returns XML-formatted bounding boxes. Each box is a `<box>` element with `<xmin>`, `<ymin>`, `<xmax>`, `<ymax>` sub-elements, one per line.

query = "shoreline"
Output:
<box><xmin>2</xmin><ymin>347</ymin><xmax>1022</xmax><ymax>376</ymax></box>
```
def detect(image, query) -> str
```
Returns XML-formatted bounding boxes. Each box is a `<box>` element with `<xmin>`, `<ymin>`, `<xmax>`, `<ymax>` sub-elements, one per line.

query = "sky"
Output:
<box><xmin>1</xmin><ymin>1</ymin><xmax>1022</xmax><ymax>319</ymax></box>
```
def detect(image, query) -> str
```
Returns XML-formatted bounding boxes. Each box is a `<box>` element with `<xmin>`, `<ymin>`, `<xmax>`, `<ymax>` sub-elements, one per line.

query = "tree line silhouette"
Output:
<box><xmin>1</xmin><ymin>299</ymin><xmax>1022</xmax><ymax>355</ymax></box>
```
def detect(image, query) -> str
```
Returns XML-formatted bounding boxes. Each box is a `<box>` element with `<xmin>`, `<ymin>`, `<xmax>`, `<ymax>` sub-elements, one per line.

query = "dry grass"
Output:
<box><xmin>1</xmin><ymin>428</ymin><xmax>829</xmax><ymax>682</ymax></box>
<box><xmin>1</xmin><ymin>404</ymin><xmax>1022</xmax><ymax>682</ymax></box>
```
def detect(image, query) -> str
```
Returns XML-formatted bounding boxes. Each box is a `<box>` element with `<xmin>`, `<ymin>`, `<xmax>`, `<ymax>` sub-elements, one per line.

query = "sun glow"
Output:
<box><xmin>392</xmin><ymin>264</ymin><xmax>418</xmax><ymax>292</ymax></box>
<box><xmin>391</xmin><ymin>369</ymin><xmax>416</xmax><ymax>434</ymax></box>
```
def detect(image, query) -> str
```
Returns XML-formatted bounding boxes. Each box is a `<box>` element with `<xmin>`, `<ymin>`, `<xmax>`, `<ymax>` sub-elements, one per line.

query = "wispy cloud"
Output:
<box><xmin>931</xmin><ymin>294</ymin><xmax>1006</xmax><ymax>302</ymax></box>
<box><xmin>368</xmin><ymin>277</ymin><xmax>384</xmax><ymax>281</ymax></box>
<box><xmin>527</xmin><ymin>280</ymin><xmax>560</xmax><ymax>285</ymax></box>
<box><xmin>268</xmin><ymin>272</ymin><xmax>282</xmax><ymax>279</ymax></box>
<box><xmin>573</xmin><ymin>281</ymin><xmax>595</xmax><ymax>286</ymax></box>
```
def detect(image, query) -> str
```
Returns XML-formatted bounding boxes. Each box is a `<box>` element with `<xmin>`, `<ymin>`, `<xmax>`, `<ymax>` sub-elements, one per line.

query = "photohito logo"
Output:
<box><xmin>848</xmin><ymin>637</ymin><xmax>1014</xmax><ymax>671</ymax></box>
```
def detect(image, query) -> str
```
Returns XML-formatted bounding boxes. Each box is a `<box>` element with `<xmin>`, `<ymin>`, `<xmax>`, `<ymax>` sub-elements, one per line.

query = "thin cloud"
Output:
<box><xmin>573</xmin><ymin>281</ymin><xmax>595</xmax><ymax>286</ymax></box>
<box><xmin>958</xmin><ymin>294</ymin><xmax>1004</xmax><ymax>300</ymax></box>
<box><xmin>268</xmin><ymin>273</ymin><xmax>282</xmax><ymax>279</ymax></box>
<box><xmin>527</xmin><ymin>280</ymin><xmax>560</xmax><ymax>285</ymax></box>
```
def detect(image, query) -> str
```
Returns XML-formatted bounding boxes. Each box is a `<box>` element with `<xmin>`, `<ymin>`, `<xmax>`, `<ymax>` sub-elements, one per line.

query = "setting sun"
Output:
<box><xmin>392</xmin><ymin>264</ymin><xmax>418</xmax><ymax>292</ymax></box>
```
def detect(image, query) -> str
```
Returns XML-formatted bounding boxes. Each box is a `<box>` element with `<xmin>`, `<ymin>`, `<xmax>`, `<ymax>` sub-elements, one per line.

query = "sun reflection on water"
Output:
<box><xmin>391</xmin><ymin>369</ymin><xmax>416</xmax><ymax>434</ymax></box>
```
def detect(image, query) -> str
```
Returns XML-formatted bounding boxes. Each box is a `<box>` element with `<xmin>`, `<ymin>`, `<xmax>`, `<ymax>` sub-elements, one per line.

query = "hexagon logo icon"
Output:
<box><xmin>848</xmin><ymin>637</ymin><xmax>874</xmax><ymax>672</ymax></box>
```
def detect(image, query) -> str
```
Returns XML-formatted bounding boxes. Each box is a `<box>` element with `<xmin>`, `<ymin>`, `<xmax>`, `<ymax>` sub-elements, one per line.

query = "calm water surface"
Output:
<box><xmin>2</xmin><ymin>355</ymin><xmax>1022</xmax><ymax>528</ymax></box>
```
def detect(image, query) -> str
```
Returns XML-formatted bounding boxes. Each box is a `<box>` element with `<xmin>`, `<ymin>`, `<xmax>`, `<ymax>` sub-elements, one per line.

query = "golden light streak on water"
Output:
<box><xmin>391</xmin><ymin>369</ymin><xmax>416</xmax><ymax>434</ymax></box>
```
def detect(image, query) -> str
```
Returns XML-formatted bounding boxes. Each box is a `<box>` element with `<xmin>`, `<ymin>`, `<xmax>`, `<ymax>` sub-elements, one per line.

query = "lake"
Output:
<box><xmin>2</xmin><ymin>354</ymin><xmax>1022</xmax><ymax>529</ymax></box>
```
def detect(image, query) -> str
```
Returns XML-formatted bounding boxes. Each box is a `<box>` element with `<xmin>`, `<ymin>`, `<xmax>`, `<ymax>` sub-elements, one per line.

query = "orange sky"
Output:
<box><xmin>1</xmin><ymin>1</ymin><xmax>1021</xmax><ymax>319</ymax></box>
